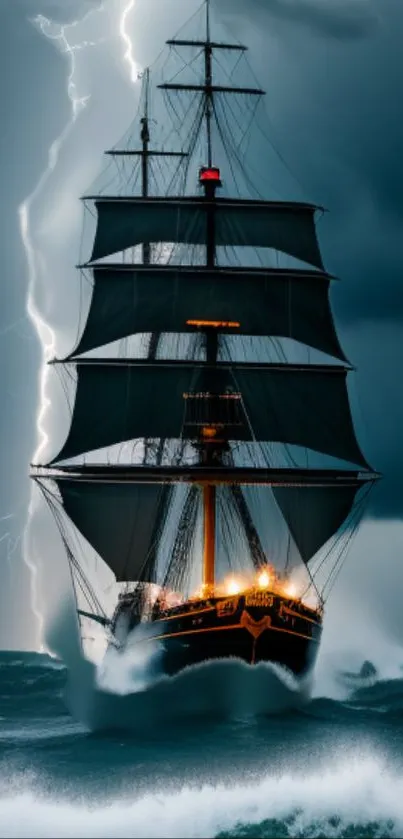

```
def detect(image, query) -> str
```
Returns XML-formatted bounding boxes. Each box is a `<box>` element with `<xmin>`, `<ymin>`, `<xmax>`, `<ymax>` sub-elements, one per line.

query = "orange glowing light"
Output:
<box><xmin>186</xmin><ymin>320</ymin><xmax>240</xmax><ymax>329</ymax></box>
<box><xmin>201</xmin><ymin>426</ymin><xmax>218</xmax><ymax>439</ymax></box>
<box><xmin>257</xmin><ymin>570</ymin><xmax>271</xmax><ymax>589</ymax></box>
<box><xmin>284</xmin><ymin>582</ymin><xmax>297</xmax><ymax>599</ymax></box>
<box><xmin>226</xmin><ymin>578</ymin><xmax>241</xmax><ymax>596</ymax></box>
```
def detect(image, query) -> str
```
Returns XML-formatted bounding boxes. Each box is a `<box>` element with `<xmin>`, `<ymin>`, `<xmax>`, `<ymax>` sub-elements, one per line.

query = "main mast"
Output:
<box><xmin>160</xmin><ymin>0</ymin><xmax>264</xmax><ymax>592</ymax></box>
<box><xmin>202</xmin><ymin>0</ymin><xmax>219</xmax><ymax>592</ymax></box>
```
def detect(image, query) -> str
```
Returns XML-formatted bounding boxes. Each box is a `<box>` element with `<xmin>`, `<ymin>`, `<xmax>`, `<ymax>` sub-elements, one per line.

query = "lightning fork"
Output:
<box><xmin>20</xmin><ymin>3</ymin><xmax>104</xmax><ymax>650</ymax></box>
<box><xmin>119</xmin><ymin>0</ymin><xmax>141</xmax><ymax>83</ymax></box>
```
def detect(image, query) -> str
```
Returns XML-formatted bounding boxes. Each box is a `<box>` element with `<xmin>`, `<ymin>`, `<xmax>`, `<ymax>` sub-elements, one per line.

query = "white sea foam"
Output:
<box><xmin>95</xmin><ymin>622</ymin><xmax>166</xmax><ymax>695</ymax></box>
<box><xmin>0</xmin><ymin>757</ymin><xmax>401</xmax><ymax>837</ymax></box>
<box><xmin>44</xmin><ymin>599</ymin><xmax>312</xmax><ymax>730</ymax></box>
<box><xmin>67</xmin><ymin>650</ymin><xmax>311</xmax><ymax>732</ymax></box>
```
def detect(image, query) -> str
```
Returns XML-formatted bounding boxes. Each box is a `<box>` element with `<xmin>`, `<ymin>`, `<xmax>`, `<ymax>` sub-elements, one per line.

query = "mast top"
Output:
<box><xmin>140</xmin><ymin>66</ymin><xmax>150</xmax><ymax>146</ymax></box>
<box><xmin>159</xmin><ymin>0</ymin><xmax>264</xmax><ymax>168</ymax></box>
<box><xmin>206</xmin><ymin>0</ymin><xmax>211</xmax><ymax>42</ymax></box>
<box><xmin>105</xmin><ymin>66</ymin><xmax>187</xmax><ymax>160</ymax></box>
<box><xmin>167</xmin><ymin>0</ymin><xmax>247</xmax><ymax>51</ymax></box>
<box><xmin>165</xmin><ymin>39</ymin><xmax>247</xmax><ymax>51</ymax></box>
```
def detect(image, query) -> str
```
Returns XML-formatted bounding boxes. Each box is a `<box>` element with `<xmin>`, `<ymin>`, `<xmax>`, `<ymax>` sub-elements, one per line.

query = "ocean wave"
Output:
<box><xmin>0</xmin><ymin>651</ymin><xmax>65</xmax><ymax>670</ymax></box>
<box><xmin>3</xmin><ymin>645</ymin><xmax>403</xmax><ymax>731</ymax></box>
<box><xmin>1</xmin><ymin>647</ymin><xmax>403</xmax><ymax>836</ymax></box>
<box><xmin>0</xmin><ymin>758</ymin><xmax>400</xmax><ymax>838</ymax></box>
<box><xmin>39</xmin><ymin>604</ymin><xmax>313</xmax><ymax>731</ymax></box>
<box><xmin>66</xmin><ymin>653</ymin><xmax>313</xmax><ymax>733</ymax></box>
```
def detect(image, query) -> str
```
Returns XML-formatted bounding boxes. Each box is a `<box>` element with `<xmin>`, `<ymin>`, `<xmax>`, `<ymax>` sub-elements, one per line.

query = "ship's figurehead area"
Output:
<box><xmin>110</xmin><ymin>570</ymin><xmax>323</xmax><ymax>675</ymax></box>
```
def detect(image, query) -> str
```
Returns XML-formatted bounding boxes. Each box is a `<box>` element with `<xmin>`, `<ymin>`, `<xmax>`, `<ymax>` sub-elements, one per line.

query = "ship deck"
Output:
<box><xmin>115</xmin><ymin>588</ymin><xmax>323</xmax><ymax>676</ymax></box>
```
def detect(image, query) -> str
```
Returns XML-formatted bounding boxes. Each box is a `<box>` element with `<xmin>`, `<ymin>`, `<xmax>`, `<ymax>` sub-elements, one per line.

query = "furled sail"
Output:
<box><xmin>51</xmin><ymin>360</ymin><xmax>369</xmax><ymax>468</ymax></box>
<box><xmin>272</xmin><ymin>484</ymin><xmax>360</xmax><ymax>562</ymax></box>
<box><xmin>73</xmin><ymin>266</ymin><xmax>345</xmax><ymax>360</ymax></box>
<box><xmin>88</xmin><ymin>197</ymin><xmax>324</xmax><ymax>269</ymax></box>
<box><xmin>56</xmin><ymin>478</ymin><xmax>170</xmax><ymax>582</ymax></box>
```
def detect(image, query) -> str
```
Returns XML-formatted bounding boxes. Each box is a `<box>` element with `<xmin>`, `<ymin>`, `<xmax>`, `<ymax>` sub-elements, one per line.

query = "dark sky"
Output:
<box><xmin>215</xmin><ymin>0</ymin><xmax>403</xmax><ymax>520</ymax></box>
<box><xmin>216</xmin><ymin>0</ymin><xmax>403</xmax><ymax>519</ymax></box>
<box><xmin>1</xmin><ymin>0</ymin><xmax>402</xmax><ymax>657</ymax></box>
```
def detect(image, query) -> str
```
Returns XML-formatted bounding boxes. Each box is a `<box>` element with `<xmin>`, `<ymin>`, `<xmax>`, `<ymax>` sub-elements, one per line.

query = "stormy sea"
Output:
<box><xmin>1</xmin><ymin>604</ymin><xmax>403</xmax><ymax>839</ymax></box>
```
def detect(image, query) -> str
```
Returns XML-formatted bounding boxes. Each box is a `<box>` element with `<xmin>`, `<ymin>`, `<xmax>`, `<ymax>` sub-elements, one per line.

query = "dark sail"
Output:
<box><xmin>87</xmin><ymin>197</ymin><xmax>324</xmax><ymax>269</ymax></box>
<box><xmin>51</xmin><ymin>360</ymin><xmax>369</xmax><ymax>469</ymax></box>
<box><xmin>73</xmin><ymin>265</ymin><xmax>345</xmax><ymax>360</ymax></box>
<box><xmin>272</xmin><ymin>484</ymin><xmax>360</xmax><ymax>562</ymax></box>
<box><xmin>56</xmin><ymin>478</ymin><xmax>169</xmax><ymax>582</ymax></box>
<box><xmin>54</xmin><ymin>475</ymin><xmax>361</xmax><ymax>572</ymax></box>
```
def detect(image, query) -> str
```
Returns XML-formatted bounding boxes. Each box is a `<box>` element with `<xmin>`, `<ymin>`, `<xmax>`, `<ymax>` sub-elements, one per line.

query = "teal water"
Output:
<box><xmin>1</xmin><ymin>641</ymin><xmax>403</xmax><ymax>838</ymax></box>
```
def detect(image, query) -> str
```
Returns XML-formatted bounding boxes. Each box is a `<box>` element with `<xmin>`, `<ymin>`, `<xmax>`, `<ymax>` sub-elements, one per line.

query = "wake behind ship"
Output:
<box><xmin>31</xmin><ymin>0</ymin><xmax>379</xmax><ymax>679</ymax></box>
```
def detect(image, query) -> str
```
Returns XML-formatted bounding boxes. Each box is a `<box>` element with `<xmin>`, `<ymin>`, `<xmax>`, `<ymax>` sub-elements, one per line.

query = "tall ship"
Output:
<box><xmin>32</xmin><ymin>1</ymin><xmax>379</xmax><ymax>678</ymax></box>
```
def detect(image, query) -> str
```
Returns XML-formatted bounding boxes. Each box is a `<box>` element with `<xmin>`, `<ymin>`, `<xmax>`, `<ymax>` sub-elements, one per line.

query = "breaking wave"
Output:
<box><xmin>2</xmin><ymin>608</ymin><xmax>403</xmax><ymax>838</ymax></box>
<box><xmin>0</xmin><ymin>757</ymin><xmax>401</xmax><ymax>838</ymax></box>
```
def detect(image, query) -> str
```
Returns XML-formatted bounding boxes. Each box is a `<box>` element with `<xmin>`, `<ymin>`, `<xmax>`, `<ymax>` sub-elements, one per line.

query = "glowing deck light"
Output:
<box><xmin>226</xmin><ymin>577</ymin><xmax>241</xmax><ymax>596</ymax></box>
<box><xmin>284</xmin><ymin>582</ymin><xmax>298</xmax><ymax>599</ymax></box>
<box><xmin>201</xmin><ymin>426</ymin><xmax>218</xmax><ymax>439</ymax></box>
<box><xmin>257</xmin><ymin>569</ymin><xmax>271</xmax><ymax>589</ymax></box>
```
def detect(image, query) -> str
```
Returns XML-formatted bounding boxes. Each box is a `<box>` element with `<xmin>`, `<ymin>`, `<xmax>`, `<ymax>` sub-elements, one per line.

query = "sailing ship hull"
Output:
<box><xmin>112</xmin><ymin>590</ymin><xmax>322</xmax><ymax>678</ymax></box>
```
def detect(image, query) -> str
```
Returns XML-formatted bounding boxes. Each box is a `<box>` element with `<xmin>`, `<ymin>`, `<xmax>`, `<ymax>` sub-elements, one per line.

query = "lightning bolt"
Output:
<box><xmin>21</xmin><ymin>4</ymin><xmax>104</xmax><ymax>651</ymax></box>
<box><xmin>119</xmin><ymin>0</ymin><xmax>141</xmax><ymax>83</ymax></box>
<box><xmin>21</xmin><ymin>0</ymin><xmax>142</xmax><ymax>652</ymax></box>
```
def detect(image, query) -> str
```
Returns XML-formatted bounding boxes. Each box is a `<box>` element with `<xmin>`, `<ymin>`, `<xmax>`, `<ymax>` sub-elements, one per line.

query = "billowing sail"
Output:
<box><xmin>272</xmin><ymin>484</ymin><xmax>360</xmax><ymax>562</ymax></box>
<box><xmin>74</xmin><ymin>266</ymin><xmax>345</xmax><ymax>360</ymax></box>
<box><xmin>88</xmin><ymin>197</ymin><xmax>324</xmax><ymax>269</ymax></box>
<box><xmin>51</xmin><ymin>360</ymin><xmax>369</xmax><ymax>469</ymax></box>
<box><xmin>57</xmin><ymin>478</ymin><xmax>170</xmax><ymax>582</ymax></box>
<box><xmin>56</xmin><ymin>475</ymin><xmax>361</xmax><ymax>575</ymax></box>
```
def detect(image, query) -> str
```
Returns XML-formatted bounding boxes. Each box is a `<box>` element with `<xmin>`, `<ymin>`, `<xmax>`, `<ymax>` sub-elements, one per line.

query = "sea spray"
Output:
<box><xmin>45</xmin><ymin>599</ymin><xmax>312</xmax><ymax>732</ymax></box>
<box><xmin>96</xmin><ymin>621</ymin><xmax>167</xmax><ymax>695</ymax></box>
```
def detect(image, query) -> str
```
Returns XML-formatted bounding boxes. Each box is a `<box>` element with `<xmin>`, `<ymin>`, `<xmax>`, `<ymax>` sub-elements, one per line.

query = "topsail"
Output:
<box><xmin>87</xmin><ymin>196</ymin><xmax>324</xmax><ymax>268</ymax></box>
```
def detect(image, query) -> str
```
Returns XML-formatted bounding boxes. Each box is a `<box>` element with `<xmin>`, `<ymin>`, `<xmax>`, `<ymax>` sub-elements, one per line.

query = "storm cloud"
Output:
<box><xmin>216</xmin><ymin>0</ymin><xmax>403</xmax><ymax>519</ymax></box>
<box><xmin>220</xmin><ymin>0</ymin><xmax>379</xmax><ymax>39</ymax></box>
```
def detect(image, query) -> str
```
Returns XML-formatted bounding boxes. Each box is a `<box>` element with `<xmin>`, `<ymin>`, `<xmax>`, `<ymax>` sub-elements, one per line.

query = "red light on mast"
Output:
<box><xmin>199</xmin><ymin>166</ymin><xmax>222</xmax><ymax>186</ymax></box>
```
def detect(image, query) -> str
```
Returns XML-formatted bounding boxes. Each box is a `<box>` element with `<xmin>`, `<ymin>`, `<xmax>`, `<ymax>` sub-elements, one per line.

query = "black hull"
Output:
<box><xmin>112</xmin><ymin>591</ymin><xmax>322</xmax><ymax>679</ymax></box>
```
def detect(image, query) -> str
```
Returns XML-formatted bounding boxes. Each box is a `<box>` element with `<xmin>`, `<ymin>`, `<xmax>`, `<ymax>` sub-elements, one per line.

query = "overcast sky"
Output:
<box><xmin>1</xmin><ymin>0</ymin><xmax>402</xmax><ymax>665</ymax></box>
